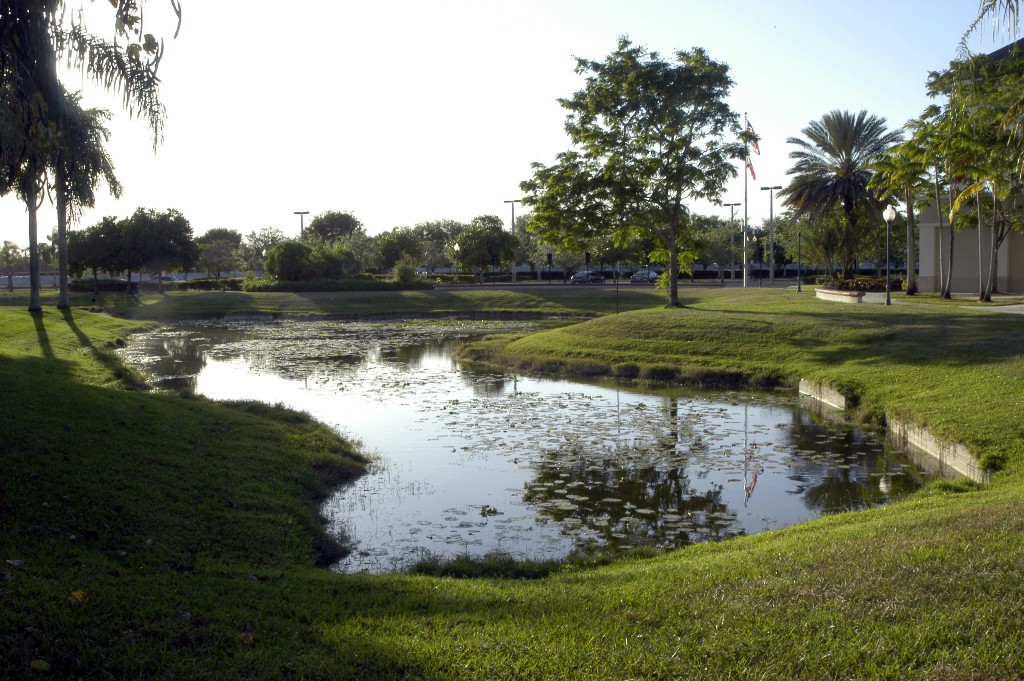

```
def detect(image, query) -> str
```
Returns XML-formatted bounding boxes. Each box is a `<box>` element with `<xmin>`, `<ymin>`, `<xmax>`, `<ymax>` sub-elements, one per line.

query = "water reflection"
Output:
<box><xmin>119</xmin><ymin>320</ymin><xmax>950</xmax><ymax>573</ymax></box>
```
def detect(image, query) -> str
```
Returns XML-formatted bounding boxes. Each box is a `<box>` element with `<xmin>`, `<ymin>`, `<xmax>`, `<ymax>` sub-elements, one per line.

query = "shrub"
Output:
<box><xmin>265</xmin><ymin>241</ymin><xmax>313</xmax><ymax>281</ymax></box>
<box><xmin>241</xmin><ymin>277</ymin><xmax>433</xmax><ymax>293</ymax></box>
<box><xmin>392</xmin><ymin>255</ymin><xmax>419</xmax><ymax>286</ymax></box>
<box><xmin>826</xmin><ymin>276</ymin><xmax>904</xmax><ymax>292</ymax></box>
<box><xmin>179</xmin><ymin>278</ymin><xmax>244</xmax><ymax>291</ymax></box>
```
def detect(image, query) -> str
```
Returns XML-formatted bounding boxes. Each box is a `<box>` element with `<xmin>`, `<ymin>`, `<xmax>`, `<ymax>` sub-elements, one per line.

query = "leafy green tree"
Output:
<box><xmin>197</xmin><ymin>228</ymin><xmax>242</xmax><ymax>248</ymax></box>
<box><xmin>238</xmin><ymin>227</ymin><xmax>286</xmax><ymax>273</ymax></box>
<box><xmin>69</xmin><ymin>216</ymin><xmax>121</xmax><ymax>292</ymax></box>
<box><xmin>265</xmin><ymin>241</ymin><xmax>311</xmax><ymax>281</ymax></box>
<box><xmin>930</xmin><ymin>50</ymin><xmax>1024</xmax><ymax>300</ymax></box>
<box><xmin>780</xmin><ymin>110</ymin><xmax>903</xmax><ymax>279</ymax></box>
<box><xmin>522</xmin><ymin>38</ymin><xmax>741</xmax><ymax>306</ymax></box>
<box><xmin>414</xmin><ymin>219</ymin><xmax>465</xmax><ymax>272</ymax></box>
<box><xmin>691</xmin><ymin>214</ymin><xmax>734</xmax><ymax>281</ymax></box>
<box><xmin>0</xmin><ymin>240</ymin><xmax>25</xmax><ymax>291</ymax></box>
<box><xmin>376</xmin><ymin>227</ymin><xmax>422</xmax><ymax>271</ymax></box>
<box><xmin>1</xmin><ymin>1</ymin><xmax>176</xmax><ymax>312</ymax></box>
<box><xmin>869</xmin><ymin>128</ymin><xmax>931</xmax><ymax>294</ymax></box>
<box><xmin>453</xmin><ymin>215</ymin><xmax>519</xmax><ymax>283</ymax></box>
<box><xmin>120</xmin><ymin>208</ymin><xmax>198</xmax><ymax>286</ymax></box>
<box><xmin>196</xmin><ymin>228</ymin><xmax>242</xmax><ymax>278</ymax></box>
<box><xmin>306</xmin><ymin>211</ymin><xmax>362</xmax><ymax>244</ymax></box>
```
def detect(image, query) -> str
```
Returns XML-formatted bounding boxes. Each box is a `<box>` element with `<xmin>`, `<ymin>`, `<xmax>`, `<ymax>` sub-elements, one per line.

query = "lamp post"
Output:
<box><xmin>760</xmin><ymin>185</ymin><xmax>781</xmax><ymax>283</ymax></box>
<box><xmin>504</xmin><ymin>199</ymin><xmax>522</xmax><ymax>231</ymax></box>
<box><xmin>504</xmin><ymin>199</ymin><xmax>522</xmax><ymax>282</ymax></box>
<box><xmin>724</xmin><ymin>202</ymin><xmax>741</xmax><ymax>281</ymax></box>
<box><xmin>294</xmin><ymin>211</ymin><xmax>309</xmax><ymax>239</ymax></box>
<box><xmin>883</xmin><ymin>205</ymin><xmax>896</xmax><ymax>306</ymax></box>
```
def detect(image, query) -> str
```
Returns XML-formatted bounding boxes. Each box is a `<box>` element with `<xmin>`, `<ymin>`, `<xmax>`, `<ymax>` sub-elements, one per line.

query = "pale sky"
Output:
<box><xmin>0</xmin><ymin>1</ymin><xmax>1014</xmax><ymax>244</ymax></box>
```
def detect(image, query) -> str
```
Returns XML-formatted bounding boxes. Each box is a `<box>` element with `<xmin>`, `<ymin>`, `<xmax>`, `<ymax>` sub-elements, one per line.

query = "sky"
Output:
<box><xmin>0</xmin><ymin>1</ymin><xmax>1016</xmax><ymax>245</ymax></box>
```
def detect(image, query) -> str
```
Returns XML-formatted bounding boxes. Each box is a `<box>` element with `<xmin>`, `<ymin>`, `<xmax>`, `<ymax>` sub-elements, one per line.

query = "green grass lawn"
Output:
<box><xmin>2</xmin><ymin>287</ymin><xmax>1024</xmax><ymax>679</ymax></box>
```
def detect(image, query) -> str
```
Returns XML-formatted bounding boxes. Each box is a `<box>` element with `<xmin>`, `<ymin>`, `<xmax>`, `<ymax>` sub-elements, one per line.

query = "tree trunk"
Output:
<box><xmin>933</xmin><ymin>169</ymin><xmax>944</xmax><ymax>292</ymax></box>
<box><xmin>27</xmin><ymin>185</ymin><xmax>42</xmax><ymax>313</ymax></box>
<box><xmin>904</xmin><ymin>184</ymin><xmax>917</xmax><ymax>295</ymax></box>
<box><xmin>977</xmin><ymin>192</ymin><xmax>985</xmax><ymax>302</ymax></box>
<box><xmin>57</xmin><ymin>191</ymin><xmax>70</xmax><ymax>309</ymax></box>
<box><xmin>941</xmin><ymin>219</ymin><xmax>955</xmax><ymax>300</ymax></box>
<box><xmin>667</xmin><ymin>243</ymin><xmax>681</xmax><ymax>307</ymax></box>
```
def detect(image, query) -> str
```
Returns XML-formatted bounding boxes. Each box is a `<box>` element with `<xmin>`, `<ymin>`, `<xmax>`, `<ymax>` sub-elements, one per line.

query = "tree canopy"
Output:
<box><xmin>780</xmin><ymin>110</ymin><xmax>902</xmax><ymax>279</ymax></box>
<box><xmin>521</xmin><ymin>37</ymin><xmax>741</xmax><ymax>306</ymax></box>
<box><xmin>306</xmin><ymin>211</ymin><xmax>362</xmax><ymax>244</ymax></box>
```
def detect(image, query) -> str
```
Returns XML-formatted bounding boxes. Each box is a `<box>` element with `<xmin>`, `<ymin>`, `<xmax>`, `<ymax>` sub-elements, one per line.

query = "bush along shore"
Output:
<box><xmin>2</xmin><ymin>287</ymin><xmax>1024</xmax><ymax>679</ymax></box>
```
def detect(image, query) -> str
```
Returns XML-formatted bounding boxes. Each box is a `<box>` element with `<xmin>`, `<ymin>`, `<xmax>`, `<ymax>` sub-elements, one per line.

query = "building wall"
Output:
<box><xmin>917</xmin><ymin>199</ymin><xmax>1024</xmax><ymax>294</ymax></box>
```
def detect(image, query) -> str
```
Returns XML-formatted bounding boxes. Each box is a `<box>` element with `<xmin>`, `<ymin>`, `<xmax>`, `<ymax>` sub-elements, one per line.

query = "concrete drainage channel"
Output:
<box><xmin>798</xmin><ymin>379</ymin><xmax>989</xmax><ymax>484</ymax></box>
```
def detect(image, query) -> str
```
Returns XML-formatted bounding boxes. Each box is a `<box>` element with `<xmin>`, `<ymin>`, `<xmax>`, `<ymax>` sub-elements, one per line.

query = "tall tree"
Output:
<box><xmin>780</xmin><ymin>110</ymin><xmax>903</xmax><ymax>279</ymax></box>
<box><xmin>306</xmin><ymin>211</ymin><xmax>362</xmax><ymax>244</ymax></box>
<box><xmin>453</xmin><ymin>215</ymin><xmax>519</xmax><ymax>283</ymax></box>
<box><xmin>521</xmin><ymin>38</ymin><xmax>741</xmax><ymax>306</ymax></box>
<box><xmin>195</xmin><ymin>228</ymin><xmax>242</xmax><ymax>277</ymax></box>
<box><xmin>238</xmin><ymin>227</ymin><xmax>286</xmax><ymax>273</ymax></box>
<box><xmin>0</xmin><ymin>240</ymin><xmax>25</xmax><ymax>291</ymax></box>
<box><xmin>1</xmin><ymin>0</ymin><xmax>176</xmax><ymax>311</ymax></box>
<box><xmin>120</xmin><ymin>207</ymin><xmax>198</xmax><ymax>285</ymax></box>
<box><xmin>52</xmin><ymin>93</ymin><xmax>121</xmax><ymax>308</ymax></box>
<box><xmin>869</xmin><ymin>131</ymin><xmax>931</xmax><ymax>294</ymax></box>
<box><xmin>375</xmin><ymin>227</ymin><xmax>422</xmax><ymax>271</ymax></box>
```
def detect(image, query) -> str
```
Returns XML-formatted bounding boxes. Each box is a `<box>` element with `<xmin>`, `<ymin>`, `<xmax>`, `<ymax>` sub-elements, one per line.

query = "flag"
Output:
<box><xmin>745</xmin><ymin>116</ymin><xmax>760</xmax><ymax>155</ymax></box>
<box><xmin>746</xmin><ymin>157</ymin><xmax>757</xmax><ymax>181</ymax></box>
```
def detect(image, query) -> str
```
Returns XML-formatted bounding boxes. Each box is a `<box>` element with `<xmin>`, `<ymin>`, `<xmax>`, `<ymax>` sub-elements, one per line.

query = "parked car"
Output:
<box><xmin>570</xmin><ymin>270</ymin><xmax>605</xmax><ymax>284</ymax></box>
<box><xmin>630</xmin><ymin>270</ymin><xmax>660</xmax><ymax>284</ymax></box>
<box><xmin>152</xmin><ymin>275</ymin><xmax>183</xmax><ymax>283</ymax></box>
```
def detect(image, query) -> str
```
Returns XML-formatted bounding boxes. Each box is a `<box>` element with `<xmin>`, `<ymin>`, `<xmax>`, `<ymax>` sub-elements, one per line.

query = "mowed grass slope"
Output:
<box><xmin>1</xmin><ymin>288</ymin><xmax>1023</xmax><ymax>678</ymax></box>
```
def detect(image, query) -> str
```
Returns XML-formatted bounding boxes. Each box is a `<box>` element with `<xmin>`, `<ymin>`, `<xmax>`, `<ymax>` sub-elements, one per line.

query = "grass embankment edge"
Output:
<box><xmin>2</xmin><ymin>289</ymin><xmax>1024</xmax><ymax>678</ymax></box>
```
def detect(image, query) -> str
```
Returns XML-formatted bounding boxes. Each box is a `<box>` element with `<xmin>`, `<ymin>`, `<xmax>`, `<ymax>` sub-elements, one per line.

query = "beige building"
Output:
<box><xmin>917</xmin><ymin>199</ymin><xmax>1024</xmax><ymax>294</ymax></box>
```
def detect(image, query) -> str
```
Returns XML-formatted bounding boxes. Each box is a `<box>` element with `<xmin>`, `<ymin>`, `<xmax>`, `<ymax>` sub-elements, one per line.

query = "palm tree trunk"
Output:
<box><xmin>941</xmin><ymin>183</ymin><xmax>954</xmax><ymax>300</ymax></box>
<box><xmin>904</xmin><ymin>184</ymin><xmax>917</xmax><ymax>295</ymax></box>
<box><xmin>933</xmin><ymin>168</ymin><xmax>944</xmax><ymax>292</ymax></box>
<box><xmin>977</xmin><ymin>192</ymin><xmax>985</xmax><ymax>302</ymax></box>
<box><xmin>27</xmin><ymin>184</ymin><xmax>42</xmax><ymax>313</ymax></box>
<box><xmin>57</xmin><ymin>190</ymin><xmax>70</xmax><ymax>309</ymax></box>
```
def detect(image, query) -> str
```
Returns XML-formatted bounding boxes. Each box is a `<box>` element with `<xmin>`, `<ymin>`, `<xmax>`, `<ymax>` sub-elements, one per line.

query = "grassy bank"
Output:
<box><xmin>1</xmin><ymin>289</ymin><xmax>1024</xmax><ymax>678</ymax></box>
<box><xmin>0</xmin><ymin>283</ymin><xmax>668</xmax><ymax>321</ymax></box>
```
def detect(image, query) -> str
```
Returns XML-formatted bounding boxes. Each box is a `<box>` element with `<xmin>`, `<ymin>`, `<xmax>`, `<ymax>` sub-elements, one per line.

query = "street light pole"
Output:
<box><xmin>760</xmin><ymin>185</ymin><xmax>781</xmax><ymax>283</ymax></box>
<box><xmin>504</xmin><ymin>199</ymin><xmax>522</xmax><ymax>282</ymax></box>
<box><xmin>724</xmin><ymin>202</ymin><xmax>741</xmax><ymax>281</ymax></box>
<box><xmin>503</xmin><ymin>199</ymin><xmax>521</xmax><ymax>231</ymax></box>
<box><xmin>883</xmin><ymin>205</ymin><xmax>896</xmax><ymax>306</ymax></box>
<box><xmin>294</xmin><ymin>211</ymin><xmax>309</xmax><ymax>239</ymax></box>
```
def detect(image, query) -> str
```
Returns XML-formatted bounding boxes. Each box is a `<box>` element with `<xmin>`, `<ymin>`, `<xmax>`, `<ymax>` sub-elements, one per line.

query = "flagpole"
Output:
<box><xmin>743</xmin><ymin>112</ymin><xmax>749</xmax><ymax>288</ymax></box>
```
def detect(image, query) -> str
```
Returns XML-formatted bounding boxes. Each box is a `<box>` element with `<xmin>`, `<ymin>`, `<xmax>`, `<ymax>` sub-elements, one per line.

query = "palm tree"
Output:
<box><xmin>1</xmin><ymin>1</ymin><xmax>170</xmax><ymax>312</ymax></box>
<box><xmin>52</xmin><ymin>91</ymin><xmax>121</xmax><ymax>309</ymax></box>
<box><xmin>780</xmin><ymin>110</ymin><xmax>903</xmax><ymax>279</ymax></box>
<box><xmin>869</xmin><ymin>134</ymin><xmax>931</xmax><ymax>294</ymax></box>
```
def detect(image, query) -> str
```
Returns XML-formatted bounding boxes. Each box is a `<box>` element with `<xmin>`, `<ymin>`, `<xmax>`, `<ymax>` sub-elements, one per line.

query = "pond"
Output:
<box><xmin>120</xmin><ymin>318</ymin><xmax>947</xmax><ymax>573</ymax></box>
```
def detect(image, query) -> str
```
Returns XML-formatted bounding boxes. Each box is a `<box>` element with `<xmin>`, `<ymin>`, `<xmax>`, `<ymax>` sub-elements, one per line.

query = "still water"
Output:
<box><xmin>120</xmin><ymin>318</ymin><xmax>941</xmax><ymax>573</ymax></box>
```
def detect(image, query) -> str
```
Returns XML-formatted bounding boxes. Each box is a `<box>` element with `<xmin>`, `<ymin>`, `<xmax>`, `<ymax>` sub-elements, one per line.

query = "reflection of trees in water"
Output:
<box><xmin>382</xmin><ymin>338</ymin><xmax>462</xmax><ymax>367</ymax></box>
<box><xmin>137</xmin><ymin>333</ymin><xmax>213</xmax><ymax>392</ymax></box>
<box><xmin>523</xmin><ymin>446</ymin><xmax>734</xmax><ymax>553</ymax></box>
<box><xmin>779</xmin><ymin>409</ymin><xmax>925</xmax><ymax>513</ymax></box>
<box><xmin>656</xmin><ymin>396</ymin><xmax>707</xmax><ymax>455</ymax></box>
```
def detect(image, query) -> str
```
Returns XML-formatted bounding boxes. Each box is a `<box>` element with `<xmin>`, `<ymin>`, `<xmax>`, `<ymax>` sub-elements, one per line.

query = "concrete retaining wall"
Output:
<box><xmin>799</xmin><ymin>380</ymin><xmax>988</xmax><ymax>484</ymax></box>
<box><xmin>798</xmin><ymin>379</ymin><xmax>851</xmax><ymax>410</ymax></box>
<box><xmin>815</xmin><ymin>288</ymin><xmax>865</xmax><ymax>303</ymax></box>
